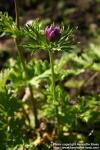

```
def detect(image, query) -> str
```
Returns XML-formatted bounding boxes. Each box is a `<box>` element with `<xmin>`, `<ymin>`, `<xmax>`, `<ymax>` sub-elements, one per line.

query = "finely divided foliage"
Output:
<box><xmin>0</xmin><ymin>13</ymin><xmax>75</xmax><ymax>52</ymax></box>
<box><xmin>23</xmin><ymin>20</ymin><xmax>75</xmax><ymax>53</ymax></box>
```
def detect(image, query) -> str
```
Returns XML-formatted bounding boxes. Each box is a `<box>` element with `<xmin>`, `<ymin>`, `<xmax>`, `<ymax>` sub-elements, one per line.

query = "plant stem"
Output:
<box><xmin>14</xmin><ymin>0</ymin><xmax>38</xmax><ymax>128</ymax></box>
<box><xmin>14</xmin><ymin>0</ymin><xmax>19</xmax><ymax>29</ymax></box>
<box><xmin>49</xmin><ymin>49</ymin><xmax>59</xmax><ymax>135</ymax></box>
<box><xmin>49</xmin><ymin>49</ymin><xmax>56</xmax><ymax>104</ymax></box>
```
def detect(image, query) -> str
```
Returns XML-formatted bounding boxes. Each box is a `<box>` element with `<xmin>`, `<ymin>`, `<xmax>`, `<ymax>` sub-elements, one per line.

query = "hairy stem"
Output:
<box><xmin>14</xmin><ymin>0</ymin><xmax>38</xmax><ymax>128</ymax></box>
<box><xmin>49</xmin><ymin>49</ymin><xmax>56</xmax><ymax>104</ymax></box>
<box><xmin>49</xmin><ymin>49</ymin><xmax>59</xmax><ymax>135</ymax></box>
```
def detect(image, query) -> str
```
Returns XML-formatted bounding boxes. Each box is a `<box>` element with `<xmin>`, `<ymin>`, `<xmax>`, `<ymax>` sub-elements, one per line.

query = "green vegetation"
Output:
<box><xmin>0</xmin><ymin>0</ymin><xmax>100</xmax><ymax>149</ymax></box>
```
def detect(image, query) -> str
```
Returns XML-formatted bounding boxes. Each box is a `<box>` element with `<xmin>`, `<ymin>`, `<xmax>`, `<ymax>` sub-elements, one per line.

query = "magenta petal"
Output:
<box><xmin>45</xmin><ymin>25</ymin><xmax>61</xmax><ymax>42</ymax></box>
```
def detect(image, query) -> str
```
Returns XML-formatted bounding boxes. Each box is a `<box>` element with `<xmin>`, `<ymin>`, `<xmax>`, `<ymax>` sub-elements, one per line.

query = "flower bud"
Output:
<box><xmin>69</xmin><ymin>99</ymin><xmax>76</xmax><ymax>105</ymax></box>
<box><xmin>45</xmin><ymin>25</ymin><xmax>61</xmax><ymax>42</ymax></box>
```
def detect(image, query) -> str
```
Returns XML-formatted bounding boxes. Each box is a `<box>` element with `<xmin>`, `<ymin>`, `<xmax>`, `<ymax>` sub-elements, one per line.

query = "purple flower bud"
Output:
<box><xmin>45</xmin><ymin>25</ymin><xmax>61</xmax><ymax>42</ymax></box>
<box><xmin>69</xmin><ymin>99</ymin><xmax>77</xmax><ymax>105</ymax></box>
